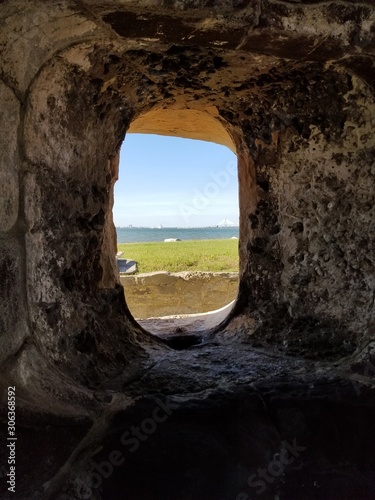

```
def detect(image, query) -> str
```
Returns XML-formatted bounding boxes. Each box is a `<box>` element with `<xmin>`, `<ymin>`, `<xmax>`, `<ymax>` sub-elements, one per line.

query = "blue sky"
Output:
<box><xmin>113</xmin><ymin>134</ymin><xmax>239</xmax><ymax>227</ymax></box>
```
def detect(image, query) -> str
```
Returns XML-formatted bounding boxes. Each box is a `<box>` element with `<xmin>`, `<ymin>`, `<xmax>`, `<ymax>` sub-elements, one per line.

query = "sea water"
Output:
<box><xmin>116</xmin><ymin>226</ymin><xmax>239</xmax><ymax>243</ymax></box>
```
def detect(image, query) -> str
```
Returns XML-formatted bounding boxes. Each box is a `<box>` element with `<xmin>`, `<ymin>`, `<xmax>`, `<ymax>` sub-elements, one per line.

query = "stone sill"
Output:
<box><xmin>120</xmin><ymin>271</ymin><xmax>239</xmax><ymax>319</ymax></box>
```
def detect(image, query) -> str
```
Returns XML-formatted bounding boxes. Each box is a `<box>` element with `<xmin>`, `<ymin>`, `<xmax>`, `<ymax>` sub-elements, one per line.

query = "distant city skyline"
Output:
<box><xmin>113</xmin><ymin>134</ymin><xmax>239</xmax><ymax>228</ymax></box>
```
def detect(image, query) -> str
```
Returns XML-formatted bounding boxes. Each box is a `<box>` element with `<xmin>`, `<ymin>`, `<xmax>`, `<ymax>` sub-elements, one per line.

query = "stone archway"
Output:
<box><xmin>0</xmin><ymin>1</ymin><xmax>375</xmax><ymax>499</ymax></box>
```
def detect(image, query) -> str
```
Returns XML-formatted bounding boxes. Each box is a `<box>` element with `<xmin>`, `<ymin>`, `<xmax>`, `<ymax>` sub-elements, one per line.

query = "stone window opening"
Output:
<box><xmin>4</xmin><ymin>5</ymin><xmax>375</xmax><ymax>499</ymax></box>
<box><xmin>113</xmin><ymin>122</ymin><xmax>240</xmax><ymax>346</ymax></box>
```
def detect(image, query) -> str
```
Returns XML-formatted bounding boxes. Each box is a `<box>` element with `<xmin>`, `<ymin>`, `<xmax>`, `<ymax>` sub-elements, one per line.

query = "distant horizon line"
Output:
<box><xmin>115</xmin><ymin>225</ymin><xmax>239</xmax><ymax>229</ymax></box>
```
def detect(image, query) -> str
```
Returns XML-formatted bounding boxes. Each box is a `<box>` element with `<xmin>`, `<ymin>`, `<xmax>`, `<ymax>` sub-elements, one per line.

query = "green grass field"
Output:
<box><xmin>117</xmin><ymin>238</ymin><xmax>239</xmax><ymax>273</ymax></box>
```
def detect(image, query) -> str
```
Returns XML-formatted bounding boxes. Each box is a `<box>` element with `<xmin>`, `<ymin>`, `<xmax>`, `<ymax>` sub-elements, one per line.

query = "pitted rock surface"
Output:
<box><xmin>0</xmin><ymin>1</ymin><xmax>374</xmax><ymax>499</ymax></box>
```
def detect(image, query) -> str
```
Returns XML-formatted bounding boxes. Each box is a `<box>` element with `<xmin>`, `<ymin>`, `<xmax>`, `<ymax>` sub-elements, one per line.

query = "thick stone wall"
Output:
<box><xmin>0</xmin><ymin>81</ymin><xmax>29</xmax><ymax>364</ymax></box>
<box><xmin>121</xmin><ymin>271</ymin><xmax>238</xmax><ymax>318</ymax></box>
<box><xmin>22</xmin><ymin>44</ymin><xmax>145</xmax><ymax>384</ymax></box>
<box><xmin>0</xmin><ymin>1</ymin><xmax>374</xmax><ymax>499</ymax></box>
<box><xmin>277</xmin><ymin>82</ymin><xmax>375</xmax><ymax>333</ymax></box>
<box><xmin>0</xmin><ymin>0</ymin><xmax>373</xmax><ymax>380</ymax></box>
<box><xmin>233</xmin><ymin>72</ymin><xmax>375</xmax><ymax>355</ymax></box>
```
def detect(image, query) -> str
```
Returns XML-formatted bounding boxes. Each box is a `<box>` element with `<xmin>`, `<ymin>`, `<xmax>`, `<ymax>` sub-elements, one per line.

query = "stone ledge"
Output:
<box><xmin>120</xmin><ymin>271</ymin><xmax>239</xmax><ymax>319</ymax></box>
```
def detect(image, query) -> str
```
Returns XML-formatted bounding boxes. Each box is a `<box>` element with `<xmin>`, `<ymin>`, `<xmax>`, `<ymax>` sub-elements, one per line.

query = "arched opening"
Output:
<box><xmin>5</xmin><ymin>3</ymin><xmax>375</xmax><ymax>499</ymax></box>
<box><xmin>114</xmin><ymin>128</ymin><xmax>239</xmax><ymax>340</ymax></box>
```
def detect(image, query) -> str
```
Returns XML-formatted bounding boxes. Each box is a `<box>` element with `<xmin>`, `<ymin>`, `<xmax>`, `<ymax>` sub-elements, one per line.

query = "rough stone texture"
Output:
<box><xmin>0</xmin><ymin>81</ymin><xmax>19</xmax><ymax>232</ymax></box>
<box><xmin>54</xmin><ymin>343</ymin><xmax>375</xmax><ymax>500</ymax></box>
<box><xmin>0</xmin><ymin>240</ymin><xmax>29</xmax><ymax>364</ymax></box>
<box><xmin>23</xmin><ymin>45</ymin><xmax>146</xmax><ymax>385</ymax></box>
<box><xmin>232</xmin><ymin>74</ymin><xmax>375</xmax><ymax>359</ymax></box>
<box><xmin>129</xmin><ymin>107</ymin><xmax>236</xmax><ymax>152</ymax></box>
<box><xmin>121</xmin><ymin>271</ymin><xmax>238</xmax><ymax>318</ymax></box>
<box><xmin>278</xmin><ymin>83</ymin><xmax>375</xmax><ymax>334</ymax></box>
<box><xmin>0</xmin><ymin>2</ymin><xmax>100</xmax><ymax>93</ymax></box>
<box><xmin>0</xmin><ymin>1</ymin><xmax>374</xmax><ymax>499</ymax></box>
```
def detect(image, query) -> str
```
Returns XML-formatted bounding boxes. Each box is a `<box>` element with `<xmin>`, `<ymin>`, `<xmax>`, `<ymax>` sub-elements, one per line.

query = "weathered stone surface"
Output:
<box><xmin>234</xmin><ymin>74</ymin><xmax>375</xmax><ymax>357</ymax></box>
<box><xmin>56</xmin><ymin>343</ymin><xmax>375</xmax><ymax>500</ymax></box>
<box><xmin>0</xmin><ymin>81</ymin><xmax>19</xmax><ymax>232</ymax></box>
<box><xmin>23</xmin><ymin>46</ymin><xmax>147</xmax><ymax>384</ymax></box>
<box><xmin>277</xmin><ymin>79</ymin><xmax>375</xmax><ymax>334</ymax></box>
<box><xmin>121</xmin><ymin>271</ymin><xmax>238</xmax><ymax>318</ymax></box>
<box><xmin>129</xmin><ymin>107</ymin><xmax>236</xmax><ymax>152</ymax></box>
<box><xmin>0</xmin><ymin>1</ymin><xmax>374</xmax><ymax>498</ymax></box>
<box><xmin>0</xmin><ymin>2</ymin><xmax>100</xmax><ymax>94</ymax></box>
<box><xmin>23</xmin><ymin>168</ymin><xmax>147</xmax><ymax>386</ymax></box>
<box><xmin>0</xmin><ymin>240</ymin><xmax>29</xmax><ymax>364</ymax></box>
